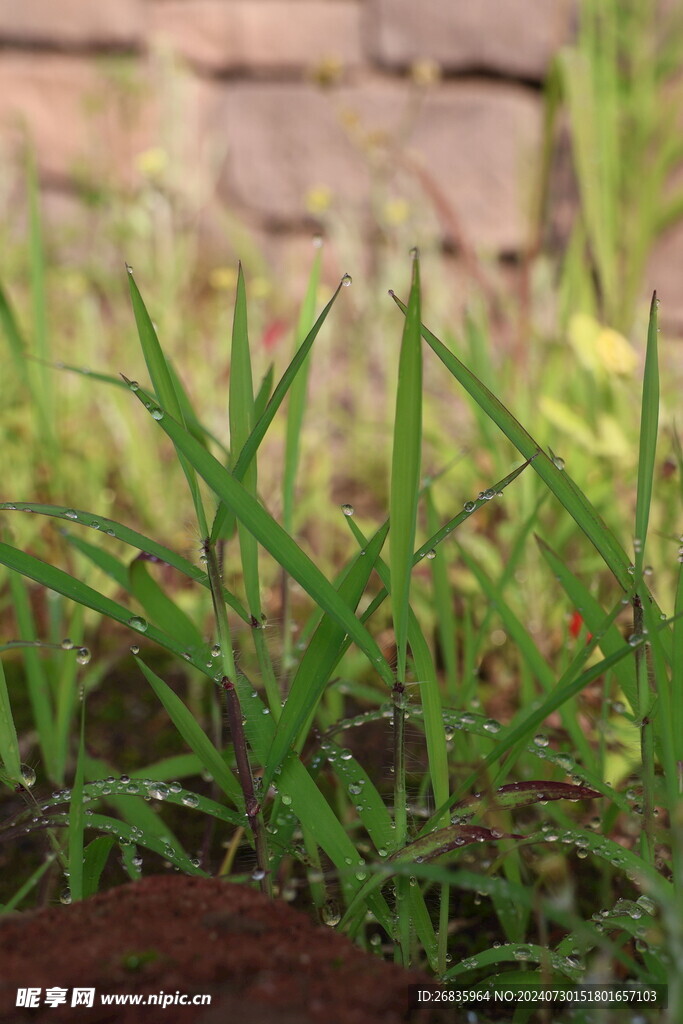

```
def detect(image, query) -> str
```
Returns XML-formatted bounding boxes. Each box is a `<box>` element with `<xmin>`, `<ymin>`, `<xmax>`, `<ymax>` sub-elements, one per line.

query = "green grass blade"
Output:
<box><xmin>390</xmin><ymin>252</ymin><xmax>422</xmax><ymax>682</ymax></box>
<box><xmin>1</xmin><ymin>503</ymin><xmax>250</xmax><ymax>623</ymax></box>
<box><xmin>391</xmin><ymin>294</ymin><xmax>634</xmax><ymax>590</ymax></box>
<box><xmin>66</xmin><ymin>531</ymin><xmax>132</xmax><ymax>590</ymax></box>
<box><xmin>254</xmin><ymin>364</ymin><xmax>274</xmax><ymax>421</ymax></box>
<box><xmin>134</xmin><ymin>655</ymin><xmax>242</xmax><ymax>806</ymax></box>
<box><xmin>229</xmin><ymin>265</ymin><xmax>260</xmax><ymax>609</ymax></box>
<box><xmin>0</xmin><ymin>656</ymin><xmax>21</xmax><ymax>785</ymax></box>
<box><xmin>536</xmin><ymin>535</ymin><xmax>637</xmax><ymax>712</ymax></box>
<box><xmin>211</xmin><ymin>278</ymin><xmax>344</xmax><ymax>542</ymax></box>
<box><xmin>0</xmin><ymin>284</ymin><xmax>30</xmax><ymax>388</ymax></box>
<box><xmin>634</xmin><ymin>292</ymin><xmax>660</xmax><ymax>574</ymax></box>
<box><xmin>128</xmin><ymin>558</ymin><xmax>203</xmax><ymax>649</ymax></box>
<box><xmin>129</xmin><ymin>391</ymin><xmax>395</xmax><ymax>686</ymax></box>
<box><xmin>8</xmin><ymin>571</ymin><xmax>57</xmax><ymax>781</ymax></box>
<box><xmin>126</xmin><ymin>271</ymin><xmax>208</xmax><ymax>536</ymax></box>
<box><xmin>425</xmin><ymin>489</ymin><xmax>458</xmax><ymax>698</ymax></box>
<box><xmin>81</xmin><ymin>836</ymin><xmax>116</xmax><ymax>899</ymax></box>
<box><xmin>0</xmin><ymin>542</ymin><xmax>211</xmax><ymax>672</ymax></box>
<box><xmin>674</xmin><ymin>566</ymin><xmax>683</xmax><ymax>763</ymax></box>
<box><xmin>323</xmin><ymin>740</ymin><xmax>395</xmax><ymax>854</ymax></box>
<box><xmin>264</xmin><ymin>522</ymin><xmax>389</xmax><ymax>789</ymax></box>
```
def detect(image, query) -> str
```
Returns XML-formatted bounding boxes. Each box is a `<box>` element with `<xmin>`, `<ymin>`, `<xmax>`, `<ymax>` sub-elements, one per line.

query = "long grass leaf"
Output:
<box><xmin>211</xmin><ymin>278</ymin><xmax>344</xmax><ymax>542</ymax></box>
<box><xmin>0</xmin><ymin>657</ymin><xmax>21</xmax><ymax>785</ymax></box>
<box><xmin>390</xmin><ymin>253</ymin><xmax>422</xmax><ymax>682</ymax></box>
<box><xmin>134</xmin><ymin>655</ymin><xmax>242</xmax><ymax>806</ymax></box>
<box><xmin>391</xmin><ymin>295</ymin><xmax>634</xmax><ymax>590</ymax></box>
<box><xmin>264</xmin><ymin>522</ymin><xmax>389</xmax><ymax>788</ymax></box>
<box><xmin>634</xmin><ymin>292</ymin><xmax>660</xmax><ymax>574</ymax></box>
<box><xmin>128</xmin><ymin>391</ymin><xmax>395</xmax><ymax>686</ymax></box>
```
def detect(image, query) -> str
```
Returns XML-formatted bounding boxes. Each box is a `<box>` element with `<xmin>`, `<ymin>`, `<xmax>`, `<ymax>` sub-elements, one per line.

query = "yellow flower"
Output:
<box><xmin>305</xmin><ymin>185</ymin><xmax>333</xmax><ymax>214</ymax></box>
<box><xmin>595</xmin><ymin>327</ymin><xmax>639</xmax><ymax>377</ymax></box>
<box><xmin>135</xmin><ymin>147</ymin><xmax>168</xmax><ymax>179</ymax></box>
<box><xmin>310</xmin><ymin>56</ymin><xmax>344</xmax><ymax>87</ymax></box>
<box><xmin>209</xmin><ymin>267</ymin><xmax>238</xmax><ymax>291</ymax></box>
<box><xmin>410</xmin><ymin>58</ymin><xmax>441</xmax><ymax>87</ymax></box>
<box><xmin>567</xmin><ymin>313</ymin><xmax>638</xmax><ymax>378</ymax></box>
<box><xmin>383</xmin><ymin>198</ymin><xmax>411</xmax><ymax>226</ymax></box>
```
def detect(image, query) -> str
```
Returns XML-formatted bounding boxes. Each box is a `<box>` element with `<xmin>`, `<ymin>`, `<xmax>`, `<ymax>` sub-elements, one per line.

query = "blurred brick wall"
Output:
<box><xmin>2</xmin><ymin>0</ymin><xmax>678</xmax><ymax>329</ymax></box>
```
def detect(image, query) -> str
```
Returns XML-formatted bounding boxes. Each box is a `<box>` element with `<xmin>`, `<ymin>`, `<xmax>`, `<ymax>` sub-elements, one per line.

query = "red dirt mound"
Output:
<box><xmin>0</xmin><ymin>875</ymin><xmax>445</xmax><ymax>1024</ymax></box>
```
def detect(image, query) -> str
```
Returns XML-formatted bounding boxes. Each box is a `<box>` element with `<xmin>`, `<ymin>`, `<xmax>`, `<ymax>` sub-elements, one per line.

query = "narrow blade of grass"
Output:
<box><xmin>634</xmin><ymin>292</ymin><xmax>660</xmax><ymax>575</ymax></box>
<box><xmin>0</xmin><ymin>503</ymin><xmax>250</xmax><ymax>623</ymax></box>
<box><xmin>134</xmin><ymin>655</ymin><xmax>242</xmax><ymax>807</ymax></box>
<box><xmin>211</xmin><ymin>276</ymin><xmax>345</xmax><ymax>542</ymax></box>
<box><xmin>128</xmin><ymin>389</ymin><xmax>395</xmax><ymax>686</ymax></box>
<box><xmin>8</xmin><ymin>571</ymin><xmax>57</xmax><ymax>781</ymax></box>
<box><xmin>128</xmin><ymin>558</ymin><xmax>203</xmax><ymax>650</ymax></box>
<box><xmin>536</xmin><ymin>535</ymin><xmax>637</xmax><ymax>712</ymax></box>
<box><xmin>126</xmin><ymin>271</ymin><xmax>208</xmax><ymax>536</ymax></box>
<box><xmin>264</xmin><ymin>522</ymin><xmax>389</xmax><ymax>789</ymax></box>
<box><xmin>0</xmin><ymin>656</ymin><xmax>21</xmax><ymax>785</ymax></box>
<box><xmin>391</xmin><ymin>294</ymin><xmax>634</xmax><ymax>591</ymax></box>
<box><xmin>390</xmin><ymin>252</ymin><xmax>422</xmax><ymax>683</ymax></box>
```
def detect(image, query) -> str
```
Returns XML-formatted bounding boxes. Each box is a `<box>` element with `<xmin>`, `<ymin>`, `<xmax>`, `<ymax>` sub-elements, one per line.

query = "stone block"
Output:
<box><xmin>0</xmin><ymin>0</ymin><xmax>142</xmax><ymax>48</ymax></box>
<box><xmin>207</xmin><ymin>79</ymin><xmax>542</xmax><ymax>252</ymax></box>
<box><xmin>367</xmin><ymin>0</ymin><xmax>576</xmax><ymax>80</ymax></box>
<box><xmin>148</xmin><ymin>0</ymin><xmax>363</xmax><ymax>72</ymax></box>
<box><xmin>0</xmin><ymin>54</ymin><xmax>208</xmax><ymax>190</ymax></box>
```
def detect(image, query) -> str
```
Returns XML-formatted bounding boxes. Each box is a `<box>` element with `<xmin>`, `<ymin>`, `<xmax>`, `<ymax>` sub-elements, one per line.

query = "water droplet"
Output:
<box><xmin>464</xmin><ymin>500</ymin><xmax>476</xmax><ymax>513</ymax></box>
<box><xmin>513</xmin><ymin>945</ymin><xmax>531</xmax><ymax>961</ymax></box>
<box><xmin>426</xmin><ymin>549</ymin><xmax>436</xmax><ymax>560</ymax></box>
<box><xmin>409</xmin><ymin>245</ymin><xmax>419</xmax><ymax>260</ymax></box>
<box><xmin>64</xmin><ymin>509</ymin><xmax>78</xmax><ymax>520</ymax></box>
<box><xmin>211</xmin><ymin>644</ymin><xmax>221</xmax><ymax>658</ymax></box>
<box><xmin>20</xmin><ymin>764</ymin><xmax>36</xmax><ymax>788</ymax></box>
<box><xmin>61</xmin><ymin>638</ymin><xmax>74</xmax><ymax>650</ymax></box>
<box><xmin>76</xmin><ymin>648</ymin><xmax>91</xmax><ymax>665</ymax></box>
<box><xmin>60</xmin><ymin>888</ymin><xmax>72</xmax><ymax>905</ymax></box>
<box><xmin>251</xmin><ymin>868</ymin><xmax>267</xmax><ymax>881</ymax></box>
<box><xmin>552</xmin><ymin>455</ymin><xmax>565</xmax><ymax>471</ymax></box>
<box><xmin>628</xmin><ymin>633</ymin><xmax>641</xmax><ymax>647</ymax></box>
<box><xmin>312</xmin><ymin>234</ymin><xmax>323</xmax><ymax>249</ymax></box>
<box><xmin>151</xmin><ymin>407</ymin><xmax>164</xmax><ymax>421</ymax></box>
<box><xmin>126</xmin><ymin>264</ymin><xmax>134</xmax><ymax>275</ymax></box>
<box><xmin>128</xmin><ymin>380</ymin><xmax>140</xmax><ymax>392</ymax></box>
<box><xmin>130</xmin><ymin>644</ymin><xmax>140</xmax><ymax>655</ymax></box>
<box><xmin>533</xmin><ymin>733</ymin><xmax>549</xmax><ymax>747</ymax></box>
<box><xmin>341</xmin><ymin>503</ymin><xmax>354</xmax><ymax>517</ymax></box>
<box><xmin>128</xmin><ymin>616</ymin><xmax>148</xmax><ymax>633</ymax></box>
<box><xmin>341</xmin><ymin>273</ymin><xmax>352</xmax><ymax>287</ymax></box>
<box><xmin>483</xmin><ymin>719</ymin><xmax>501</xmax><ymax>734</ymax></box>
<box><xmin>281</xmin><ymin>794</ymin><xmax>292</xmax><ymax>806</ymax></box>
<box><xmin>322</xmin><ymin>901</ymin><xmax>341</xmax><ymax>926</ymax></box>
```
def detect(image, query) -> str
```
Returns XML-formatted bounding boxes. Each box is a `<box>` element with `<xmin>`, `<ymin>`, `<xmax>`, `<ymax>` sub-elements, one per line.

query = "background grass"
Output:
<box><xmin>0</xmin><ymin>0</ymin><xmax>682</xmax><ymax>1017</ymax></box>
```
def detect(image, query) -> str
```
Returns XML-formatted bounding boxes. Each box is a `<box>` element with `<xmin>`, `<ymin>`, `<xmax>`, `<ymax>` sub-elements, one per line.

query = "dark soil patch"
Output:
<box><xmin>0</xmin><ymin>875</ymin><xmax>448</xmax><ymax>1024</ymax></box>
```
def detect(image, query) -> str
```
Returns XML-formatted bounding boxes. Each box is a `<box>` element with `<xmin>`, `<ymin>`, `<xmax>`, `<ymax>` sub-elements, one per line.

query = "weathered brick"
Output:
<box><xmin>367</xmin><ymin>0</ymin><xmax>576</xmax><ymax>80</ymax></box>
<box><xmin>208</xmin><ymin>80</ymin><xmax>542</xmax><ymax>252</ymax></box>
<box><xmin>0</xmin><ymin>0</ymin><xmax>142</xmax><ymax>47</ymax></box>
<box><xmin>148</xmin><ymin>0</ymin><xmax>363</xmax><ymax>72</ymax></box>
<box><xmin>0</xmin><ymin>54</ymin><xmax>207</xmax><ymax>189</ymax></box>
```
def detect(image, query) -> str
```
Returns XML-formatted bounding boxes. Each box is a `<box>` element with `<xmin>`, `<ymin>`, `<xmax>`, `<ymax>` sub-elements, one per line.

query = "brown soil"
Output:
<box><xmin>0</xmin><ymin>875</ymin><xmax>448</xmax><ymax>1024</ymax></box>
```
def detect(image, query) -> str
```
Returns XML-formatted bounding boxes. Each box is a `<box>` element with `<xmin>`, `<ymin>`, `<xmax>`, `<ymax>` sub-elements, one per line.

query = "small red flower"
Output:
<box><xmin>569</xmin><ymin>610</ymin><xmax>592</xmax><ymax>642</ymax></box>
<box><xmin>261</xmin><ymin>319</ymin><xmax>288</xmax><ymax>352</ymax></box>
